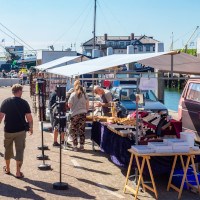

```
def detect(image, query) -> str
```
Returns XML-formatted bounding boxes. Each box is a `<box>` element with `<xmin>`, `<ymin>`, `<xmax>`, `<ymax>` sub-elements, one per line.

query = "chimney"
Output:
<box><xmin>104</xmin><ymin>33</ymin><xmax>107</xmax><ymax>41</ymax></box>
<box><xmin>130</xmin><ymin>33</ymin><xmax>134</xmax><ymax>40</ymax></box>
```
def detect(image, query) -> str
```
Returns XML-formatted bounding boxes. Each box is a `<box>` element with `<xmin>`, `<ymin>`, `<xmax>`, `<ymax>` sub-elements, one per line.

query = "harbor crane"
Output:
<box><xmin>182</xmin><ymin>26</ymin><xmax>199</xmax><ymax>53</ymax></box>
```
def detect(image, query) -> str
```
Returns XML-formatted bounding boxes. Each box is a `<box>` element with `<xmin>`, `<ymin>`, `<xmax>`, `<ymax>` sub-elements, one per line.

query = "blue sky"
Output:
<box><xmin>0</xmin><ymin>0</ymin><xmax>200</xmax><ymax>53</ymax></box>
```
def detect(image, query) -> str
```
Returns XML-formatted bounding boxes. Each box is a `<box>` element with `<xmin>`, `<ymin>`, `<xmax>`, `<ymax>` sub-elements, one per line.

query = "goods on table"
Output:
<box><xmin>86</xmin><ymin>115</ymin><xmax>136</xmax><ymax>126</ymax></box>
<box><xmin>116</xmin><ymin>117</ymin><xmax>136</xmax><ymax>126</ymax></box>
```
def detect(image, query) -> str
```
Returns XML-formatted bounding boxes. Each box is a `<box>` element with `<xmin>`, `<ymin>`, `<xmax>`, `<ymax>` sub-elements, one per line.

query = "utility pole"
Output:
<box><xmin>93</xmin><ymin>0</ymin><xmax>97</xmax><ymax>50</ymax></box>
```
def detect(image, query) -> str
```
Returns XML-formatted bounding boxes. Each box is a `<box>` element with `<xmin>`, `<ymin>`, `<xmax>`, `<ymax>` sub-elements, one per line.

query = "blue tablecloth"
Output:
<box><xmin>91</xmin><ymin>121</ymin><xmax>134</xmax><ymax>167</ymax></box>
<box><xmin>91</xmin><ymin>122</ymin><xmax>200</xmax><ymax>175</ymax></box>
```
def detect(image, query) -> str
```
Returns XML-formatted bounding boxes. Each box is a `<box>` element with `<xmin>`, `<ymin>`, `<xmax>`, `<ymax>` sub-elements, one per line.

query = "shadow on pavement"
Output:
<box><xmin>0</xmin><ymin>182</ymin><xmax>45</xmax><ymax>200</ymax></box>
<box><xmin>70</xmin><ymin>155</ymin><xmax>103</xmax><ymax>163</ymax></box>
<box><xmin>23</xmin><ymin>178</ymin><xmax>95</xmax><ymax>199</ymax></box>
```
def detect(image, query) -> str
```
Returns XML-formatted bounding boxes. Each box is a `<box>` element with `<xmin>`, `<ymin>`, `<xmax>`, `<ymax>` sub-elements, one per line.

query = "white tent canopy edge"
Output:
<box><xmin>47</xmin><ymin>52</ymin><xmax>172</xmax><ymax>77</ymax></box>
<box><xmin>35</xmin><ymin>56</ymin><xmax>81</xmax><ymax>71</ymax></box>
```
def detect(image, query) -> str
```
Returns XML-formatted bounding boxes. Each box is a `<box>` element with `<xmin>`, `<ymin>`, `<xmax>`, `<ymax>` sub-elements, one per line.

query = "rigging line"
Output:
<box><xmin>0</xmin><ymin>27</ymin><xmax>34</xmax><ymax>55</ymax></box>
<box><xmin>0</xmin><ymin>27</ymin><xmax>31</xmax><ymax>51</ymax></box>
<box><xmin>100</xmin><ymin>0</ymin><xmax>128</xmax><ymax>33</ymax></box>
<box><xmin>52</xmin><ymin>0</ymin><xmax>92</xmax><ymax>45</ymax></box>
<box><xmin>96</xmin><ymin>0</ymin><xmax>112</xmax><ymax>33</ymax></box>
<box><xmin>173</xmin><ymin>29</ymin><xmax>197</xmax><ymax>44</ymax></box>
<box><xmin>188</xmin><ymin>31</ymin><xmax>200</xmax><ymax>47</ymax></box>
<box><xmin>74</xmin><ymin>3</ymin><xmax>94</xmax><ymax>44</ymax></box>
<box><xmin>0</xmin><ymin>22</ymin><xmax>35</xmax><ymax>51</ymax></box>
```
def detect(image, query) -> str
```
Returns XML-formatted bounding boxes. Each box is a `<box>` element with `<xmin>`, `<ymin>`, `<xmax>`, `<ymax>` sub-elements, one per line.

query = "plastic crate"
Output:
<box><xmin>172</xmin><ymin>168</ymin><xmax>200</xmax><ymax>189</ymax></box>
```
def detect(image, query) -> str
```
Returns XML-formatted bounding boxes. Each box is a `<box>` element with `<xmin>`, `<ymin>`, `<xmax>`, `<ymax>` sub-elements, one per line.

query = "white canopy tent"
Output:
<box><xmin>35</xmin><ymin>56</ymin><xmax>81</xmax><ymax>71</ymax></box>
<box><xmin>47</xmin><ymin>52</ymin><xmax>172</xmax><ymax>77</ymax></box>
<box><xmin>46</xmin><ymin>52</ymin><xmax>174</xmax><ymax>146</ymax></box>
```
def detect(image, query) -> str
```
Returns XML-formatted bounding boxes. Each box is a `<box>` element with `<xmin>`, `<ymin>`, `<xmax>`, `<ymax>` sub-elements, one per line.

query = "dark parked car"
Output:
<box><xmin>0</xmin><ymin>63</ymin><xmax>19</xmax><ymax>72</ymax></box>
<box><xmin>110</xmin><ymin>85</ymin><xmax>168</xmax><ymax>117</ymax></box>
<box><xmin>0</xmin><ymin>63</ymin><xmax>12</xmax><ymax>72</ymax></box>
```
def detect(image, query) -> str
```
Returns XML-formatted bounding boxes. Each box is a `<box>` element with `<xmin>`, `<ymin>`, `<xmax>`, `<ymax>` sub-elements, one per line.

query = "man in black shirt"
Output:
<box><xmin>0</xmin><ymin>84</ymin><xmax>33</xmax><ymax>178</ymax></box>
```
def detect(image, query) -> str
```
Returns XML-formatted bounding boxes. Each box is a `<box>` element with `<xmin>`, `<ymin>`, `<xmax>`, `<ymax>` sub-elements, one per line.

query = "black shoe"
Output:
<box><xmin>53</xmin><ymin>142</ymin><xmax>60</xmax><ymax>147</ymax></box>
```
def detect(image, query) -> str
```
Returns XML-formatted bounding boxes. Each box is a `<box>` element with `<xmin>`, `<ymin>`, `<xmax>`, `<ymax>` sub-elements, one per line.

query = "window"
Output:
<box><xmin>138</xmin><ymin>45</ymin><xmax>143</xmax><ymax>52</ymax></box>
<box><xmin>146</xmin><ymin>45</ymin><xmax>150</xmax><ymax>52</ymax></box>
<box><xmin>108</xmin><ymin>41</ymin><xmax>113</xmax><ymax>46</ymax></box>
<box><xmin>120</xmin><ymin>89</ymin><xmax>129</xmax><ymax>100</ymax></box>
<box><xmin>126</xmin><ymin>42</ymin><xmax>131</xmax><ymax>46</ymax></box>
<box><xmin>142</xmin><ymin>90</ymin><xmax>157</xmax><ymax>101</ymax></box>
<box><xmin>186</xmin><ymin>83</ymin><xmax>200</xmax><ymax>102</ymax></box>
<box><xmin>119</xmin><ymin>42</ymin><xmax>124</xmax><ymax>47</ymax></box>
<box><xmin>111</xmin><ymin>88</ymin><xmax>120</xmax><ymax>99</ymax></box>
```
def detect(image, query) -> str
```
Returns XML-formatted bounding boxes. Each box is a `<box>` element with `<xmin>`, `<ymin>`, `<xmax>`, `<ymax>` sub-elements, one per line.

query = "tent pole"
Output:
<box><xmin>135</xmin><ymin>77</ymin><xmax>140</xmax><ymax>145</ymax></box>
<box><xmin>92</xmin><ymin>72</ymin><xmax>95</xmax><ymax>150</ymax></box>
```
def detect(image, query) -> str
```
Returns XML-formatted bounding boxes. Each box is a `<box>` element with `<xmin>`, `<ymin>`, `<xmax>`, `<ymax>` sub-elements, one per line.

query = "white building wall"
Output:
<box><xmin>197</xmin><ymin>38</ymin><xmax>200</xmax><ymax>58</ymax></box>
<box><xmin>155</xmin><ymin>42</ymin><xmax>164</xmax><ymax>52</ymax></box>
<box><xmin>37</xmin><ymin>50</ymin><xmax>77</xmax><ymax>64</ymax></box>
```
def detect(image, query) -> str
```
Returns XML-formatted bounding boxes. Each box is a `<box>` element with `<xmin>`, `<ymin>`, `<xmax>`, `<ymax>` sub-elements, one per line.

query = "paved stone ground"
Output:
<box><xmin>0</xmin><ymin>85</ymin><xmax>199</xmax><ymax>200</ymax></box>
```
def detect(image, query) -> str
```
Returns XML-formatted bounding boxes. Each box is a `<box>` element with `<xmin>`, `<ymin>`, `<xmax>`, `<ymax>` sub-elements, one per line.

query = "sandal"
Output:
<box><xmin>16</xmin><ymin>172</ymin><xmax>24</xmax><ymax>179</ymax></box>
<box><xmin>3</xmin><ymin>166</ymin><xmax>10</xmax><ymax>175</ymax></box>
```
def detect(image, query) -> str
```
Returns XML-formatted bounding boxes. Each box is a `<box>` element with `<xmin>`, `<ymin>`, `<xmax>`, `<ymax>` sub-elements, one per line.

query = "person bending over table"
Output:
<box><xmin>93</xmin><ymin>85</ymin><xmax>113</xmax><ymax>117</ymax></box>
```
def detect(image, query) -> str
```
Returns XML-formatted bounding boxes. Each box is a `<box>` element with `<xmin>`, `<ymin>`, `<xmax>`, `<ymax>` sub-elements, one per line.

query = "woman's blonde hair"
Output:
<box><xmin>75</xmin><ymin>85</ymin><xmax>86</xmax><ymax>99</ymax></box>
<box><xmin>74</xmin><ymin>80</ymin><xmax>81</xmax><ymax>88</ymax></box>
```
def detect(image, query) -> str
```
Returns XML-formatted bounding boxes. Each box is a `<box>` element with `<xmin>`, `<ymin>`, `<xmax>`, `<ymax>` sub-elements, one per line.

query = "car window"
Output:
<box><xmin>186</xmin><ymin>83</ymin><xmax>200</xmax><ymax>102</ymax></box>
<box><xmin>141</xmin><ymin>90</ymin><xmax>157</xmax><ymax>101</ymax></box>
<box><xmin>120</xmin><ymin>89</ymin><xmax>131</xmax><ymax>100</ymax></box>
<box><xmin>111</xmin><ymin>87</ymin><xmax>120</xmax><ymax>99</ymax></box>
<box><xmin>110</xmin><ymin>87</ymin><xmax>116</xmax><ymax>94</ymax></box>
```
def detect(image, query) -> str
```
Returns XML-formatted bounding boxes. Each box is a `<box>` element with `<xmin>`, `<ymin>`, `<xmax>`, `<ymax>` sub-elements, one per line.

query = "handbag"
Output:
<box><xmin>12</xmin><ymin>100</ymin><xmax>30</xmax><ymax>132</ymax></box>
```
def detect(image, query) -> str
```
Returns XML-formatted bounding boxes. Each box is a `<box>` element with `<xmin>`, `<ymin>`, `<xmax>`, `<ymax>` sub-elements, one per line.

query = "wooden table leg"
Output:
<box><xmin>134</xmin><ymin>156</ymin><xmax>146</xmax><ymax>200</ymax></box>
<box><xmin>167</xmin><ymin>155</ymin><xmax>178</xmax><ymax>191</ymax></box>
<box><xmin>178</xmin><ymin>155</ymin><xmax>191</xmax><ymax>199</ymax></box>
<box><xmin>146</xmin><ymin>156</ymin><xmax>158</xmax><ymax>199</ymax></box>
<box><xmin>135</xmin><ymin>155</ymin><xmax>145</xmax><ymax>192</ymax></box>
<box><xmin>180</xmin><ymin>155</ymin><xmax>189</xmax><ymax>190</ymax></box>
<box><xmin>124</xmin><ymin>153</ymin><xmax>134</xmax><ymax>193</ymax></box>
<box><xmin>190</xmin><ymin>155</ymin><xmax>200</xmax><ymax>194</ymax></box>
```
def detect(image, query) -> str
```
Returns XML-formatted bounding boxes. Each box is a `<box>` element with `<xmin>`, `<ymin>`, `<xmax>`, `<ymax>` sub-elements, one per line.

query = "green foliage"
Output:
<box><xmin>178</xmin><ymin>49</ymin><xmax>197</xmax><ymax>56</ymax></box>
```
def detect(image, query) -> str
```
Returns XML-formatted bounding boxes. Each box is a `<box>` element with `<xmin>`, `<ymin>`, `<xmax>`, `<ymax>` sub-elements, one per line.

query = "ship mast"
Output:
<box><xmin>93</xmin><ymin>0</ymin><xmax>97</xmax><ymax>50</ymax></box>
<box><xmin>170</xmin><ymin>32</ymin><xmax>173</xmax><ymax>51</ymax></box>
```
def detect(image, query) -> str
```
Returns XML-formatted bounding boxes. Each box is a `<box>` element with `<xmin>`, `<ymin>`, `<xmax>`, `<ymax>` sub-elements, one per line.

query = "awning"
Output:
<box><xmin>138</xmin><ymin>52</ymin><xmax>200</xmax><ymax>74</ymax></box>
<box><xmin>35</xmin><ymin>56</ymin><xmax>81</xmax><ymax>71</ymax></box>
<box><xmin>47</xmin><ymin>52</ymin><xmax>171</xmax><ymax>77</ymax></box>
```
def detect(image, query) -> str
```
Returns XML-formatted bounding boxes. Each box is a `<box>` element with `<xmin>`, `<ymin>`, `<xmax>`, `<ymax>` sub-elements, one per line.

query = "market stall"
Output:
<box><xmin>90</xmin><ymin>113</ymin><xmax>182</xmax><ymax>174</ymax></box>
<box><xmin>32</xmin><ymin>51</ymin><xmax>200</xmax><ymax>198</ymax></box>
